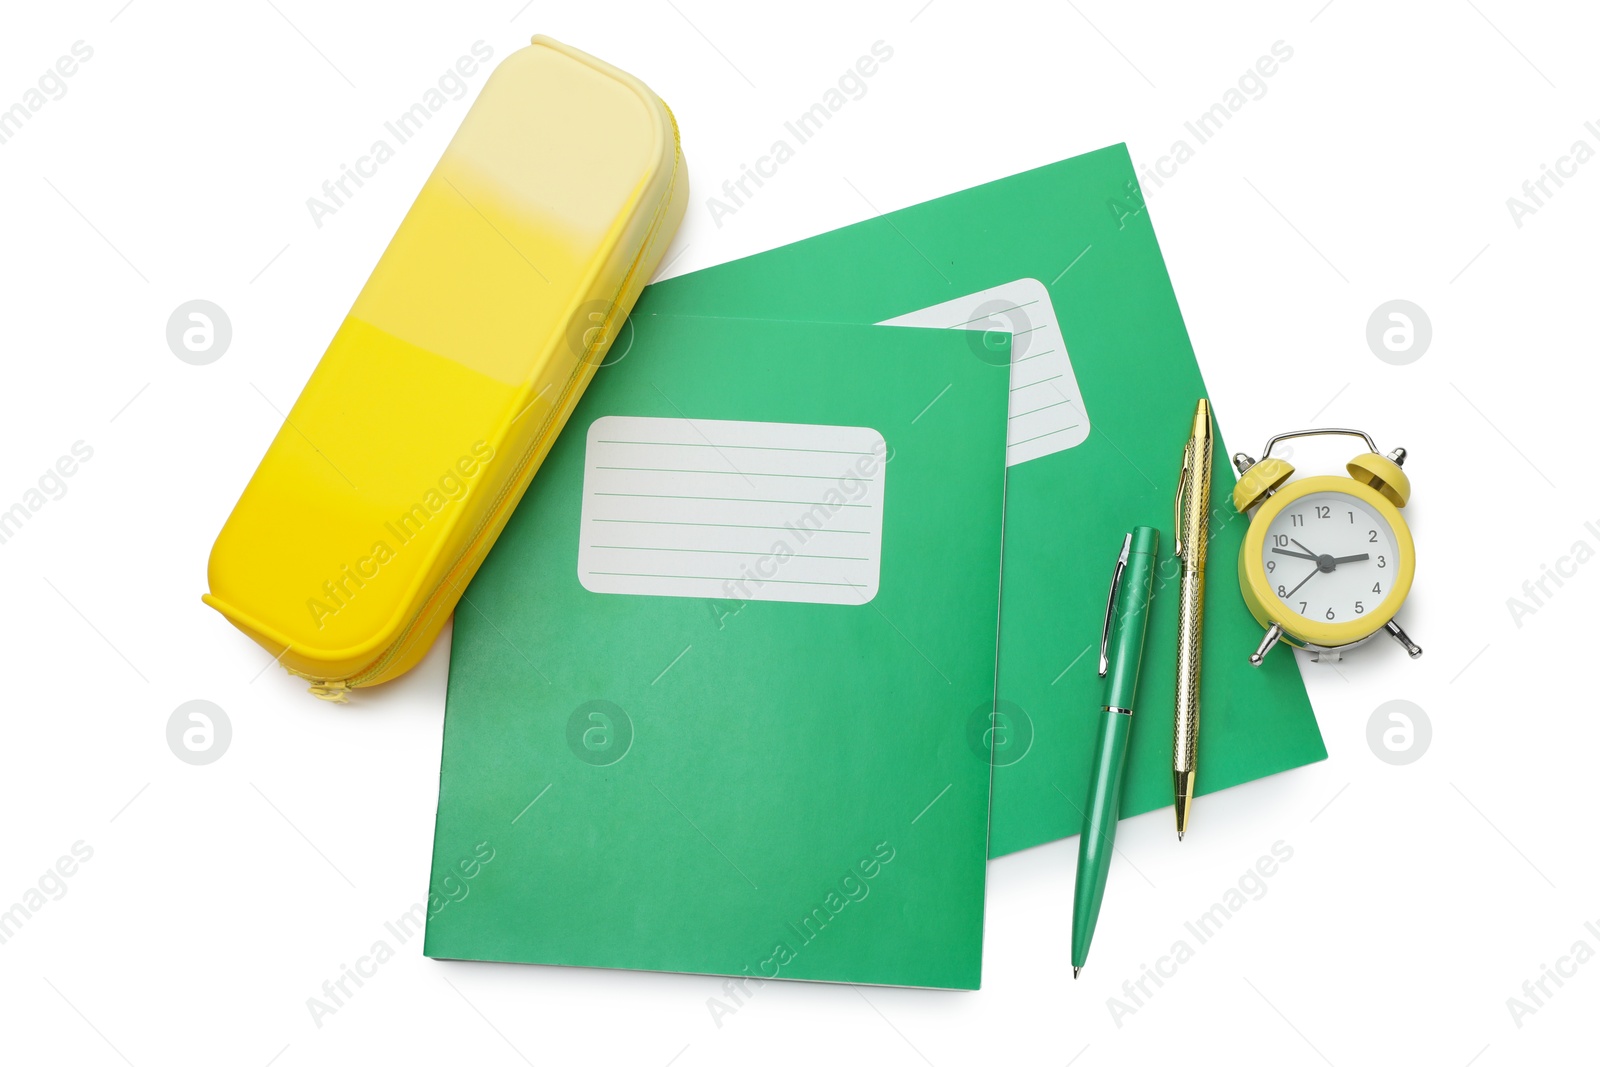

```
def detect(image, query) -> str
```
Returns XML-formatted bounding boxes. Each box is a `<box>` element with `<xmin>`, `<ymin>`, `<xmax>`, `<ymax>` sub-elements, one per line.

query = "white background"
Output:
<box><xmin>2</xmin><ymin>1</ymin><xmax>1596</xmax><ymax>1064</ymax></box>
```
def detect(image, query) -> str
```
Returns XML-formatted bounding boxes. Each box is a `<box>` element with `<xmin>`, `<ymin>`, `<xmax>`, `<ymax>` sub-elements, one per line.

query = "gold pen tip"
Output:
<box><xmin>1177</xmin><ymin>831</ymin><xmax>1185</xmax><ymax>842</ymax></box>
<box><xmin>1192</xmin><ymin>397</ymin><xmax>1212</xmax><ymax>438</ymax></box>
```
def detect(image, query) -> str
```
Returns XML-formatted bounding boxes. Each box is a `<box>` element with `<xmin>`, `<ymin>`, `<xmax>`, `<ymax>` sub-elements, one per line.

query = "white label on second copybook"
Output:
<box><xmin>878</xmin><ymin>278</ymin><xmax>1090</xmax><ymax>467</ymax></box>
<box><xmin>578</xmin><ymin>416</ymin><xmax>887</xmax><ymax>605</ymax></box>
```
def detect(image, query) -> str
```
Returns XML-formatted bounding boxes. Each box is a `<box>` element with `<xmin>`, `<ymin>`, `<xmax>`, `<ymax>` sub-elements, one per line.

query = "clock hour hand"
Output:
<box><xmin>1274</xmin><ymin>547</ymin><xmax>1372</xmax><ymax>571</ymax></box>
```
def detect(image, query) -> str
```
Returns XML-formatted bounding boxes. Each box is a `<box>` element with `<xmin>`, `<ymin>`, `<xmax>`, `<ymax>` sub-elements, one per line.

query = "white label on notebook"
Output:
<box><xmin>878</xmin><ymin>278</ymin><xmax>1090</xmax><ymax>466</ymax></box>
<box><xmin>578</xmin><ymin>416</ymin><xmax>887</xmax><ymax>605</ymax></box>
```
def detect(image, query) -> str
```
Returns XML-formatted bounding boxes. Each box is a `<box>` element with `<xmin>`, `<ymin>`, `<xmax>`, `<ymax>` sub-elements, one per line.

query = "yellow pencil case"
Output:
<box><xmin>204</xmin><ymin>36</ymin><xmax>687</xmax><ymax>700</ymax></box>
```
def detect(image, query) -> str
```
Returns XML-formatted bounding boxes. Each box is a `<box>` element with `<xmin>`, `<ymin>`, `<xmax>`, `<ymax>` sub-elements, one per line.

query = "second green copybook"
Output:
<box><xmin>427</xmin><ymin>315</ymin><xmax>1010</xmax><ymax>988</ymax></box>
<box><xmin>635</xmin><ymin>144</ymin><xmax>1329</xmax><ymax>857</ymax></box>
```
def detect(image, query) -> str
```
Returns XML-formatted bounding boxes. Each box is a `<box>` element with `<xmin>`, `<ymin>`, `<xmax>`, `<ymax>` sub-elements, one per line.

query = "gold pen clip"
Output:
<box><xmin>1099</xmin><ymin>532</ymin><xmax>1132</xmax><ymax>676</ymax></box>
<box><xmin>1172</xmin><ymin>438</ymin><xmax>1194</xmax><ymax>559</ymax></box>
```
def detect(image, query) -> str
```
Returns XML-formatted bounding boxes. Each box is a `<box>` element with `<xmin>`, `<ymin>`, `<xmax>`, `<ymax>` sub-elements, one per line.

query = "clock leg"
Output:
<box><xmin>1249</xmin><ymin>623</ymin><xmax>1284</xmax><ymax>667</ymax></box>
<box><xmin>1384</xmin><ymin>619</ymin><xmax>1422</xmax><ymax>659</ymax></box>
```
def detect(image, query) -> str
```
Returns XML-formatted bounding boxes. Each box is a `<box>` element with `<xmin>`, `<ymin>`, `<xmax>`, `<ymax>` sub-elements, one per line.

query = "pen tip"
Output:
<box><xmin>1177</xmin><ymin>832</ymin><xmax>1185</xmax><ymax>842</ymax></box>
<box><xmin>1073</xmin><ymin>967</ymin><xmax>1082</xmax><ymax>979</ymax></box>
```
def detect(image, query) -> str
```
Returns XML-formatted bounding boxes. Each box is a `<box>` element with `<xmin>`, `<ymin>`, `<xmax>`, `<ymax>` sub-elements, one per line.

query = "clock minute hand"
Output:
<box><xmin>1271</xmin><ymin>548</ymin><xmax>1319</xmax><ymax>562</ymax></box>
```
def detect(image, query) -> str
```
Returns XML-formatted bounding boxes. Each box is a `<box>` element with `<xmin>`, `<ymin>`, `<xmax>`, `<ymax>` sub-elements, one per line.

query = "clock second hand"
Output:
<box><xmin>1284</xmin><ymin>565</ymin><xmax>1319</xmax><ymax>600</ymax></box>
<box><xmin>1284</xmin><ymin>538</ymin><xmax>1324</xmax><ymax>601</ymax></box>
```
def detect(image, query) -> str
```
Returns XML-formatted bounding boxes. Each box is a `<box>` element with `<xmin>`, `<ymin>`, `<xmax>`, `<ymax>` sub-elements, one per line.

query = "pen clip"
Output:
<box><xmin>1099</xmin><ymin>532</ymin><xmax>1132</xmax><ymax>676</ymax></box>
<box><xmin>1172</xmin><ymin>439</ymin><xmax>1193</xmax><ymax>559</ymax></box>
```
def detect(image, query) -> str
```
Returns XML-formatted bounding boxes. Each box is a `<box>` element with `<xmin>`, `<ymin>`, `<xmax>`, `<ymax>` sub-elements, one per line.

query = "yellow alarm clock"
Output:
<box><xmin>1231</xmin><ymin>428</ymin><xmax>1421</xmax><ymax>666</ymax></box>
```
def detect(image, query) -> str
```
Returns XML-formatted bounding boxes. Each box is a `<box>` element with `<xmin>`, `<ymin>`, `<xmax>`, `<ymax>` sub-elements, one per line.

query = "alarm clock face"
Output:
<box><xmin>1261</xmin><ymin>490</ymin><xmax>1400</xmax><ymax>625</ymax></box>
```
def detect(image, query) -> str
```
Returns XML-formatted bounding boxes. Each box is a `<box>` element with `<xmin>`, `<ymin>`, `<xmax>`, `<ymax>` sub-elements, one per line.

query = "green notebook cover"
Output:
<box><xmin>634</xmin><ymin>144</ymin><xmax>1328</xmax><ymax>857</ymax></box>
<box><xmin>426</xmin><ymin>315</ymin><xmax>1010</xmax><ymax>988</ymax></box>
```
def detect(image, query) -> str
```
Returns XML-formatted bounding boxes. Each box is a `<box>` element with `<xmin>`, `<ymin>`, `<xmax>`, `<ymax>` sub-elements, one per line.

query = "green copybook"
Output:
<box><xmin>633</xmin><ymin>144</ymin><xmax>1329</xmax><ymax>857</ymax></box>
<box><xmin>426</xmin><ymin>315</ymin><xmax>1010</xmax><ymax>988</ymax></box>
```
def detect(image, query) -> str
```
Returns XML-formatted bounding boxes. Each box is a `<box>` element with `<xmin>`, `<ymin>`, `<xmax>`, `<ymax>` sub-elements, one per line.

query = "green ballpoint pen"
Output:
<box><xmin>1072</xmin><ymin>526</ymin><xmax>1158</xmax><ymax>979</ymax></box>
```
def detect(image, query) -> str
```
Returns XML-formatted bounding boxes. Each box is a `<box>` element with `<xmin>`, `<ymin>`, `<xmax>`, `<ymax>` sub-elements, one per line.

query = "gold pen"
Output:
<box><xmin>1172</xmin><ymin>398</ymin><xmax>1213</xmax><ymax>839</ymax></box>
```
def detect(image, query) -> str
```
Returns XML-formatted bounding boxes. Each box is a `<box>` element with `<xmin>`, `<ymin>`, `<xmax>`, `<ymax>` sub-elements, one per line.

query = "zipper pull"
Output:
<box><xmin>306</xmin><ymin>679</ymin><xmax>351</xmax><ymax>703</ymax></box>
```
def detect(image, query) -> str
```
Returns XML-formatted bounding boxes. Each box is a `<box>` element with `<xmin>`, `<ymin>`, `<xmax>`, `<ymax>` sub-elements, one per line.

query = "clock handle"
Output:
<box><xmin>1256</xmin><ymin>426</ymin><xmax>1379</xmax><ymax>460</ymax></box>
